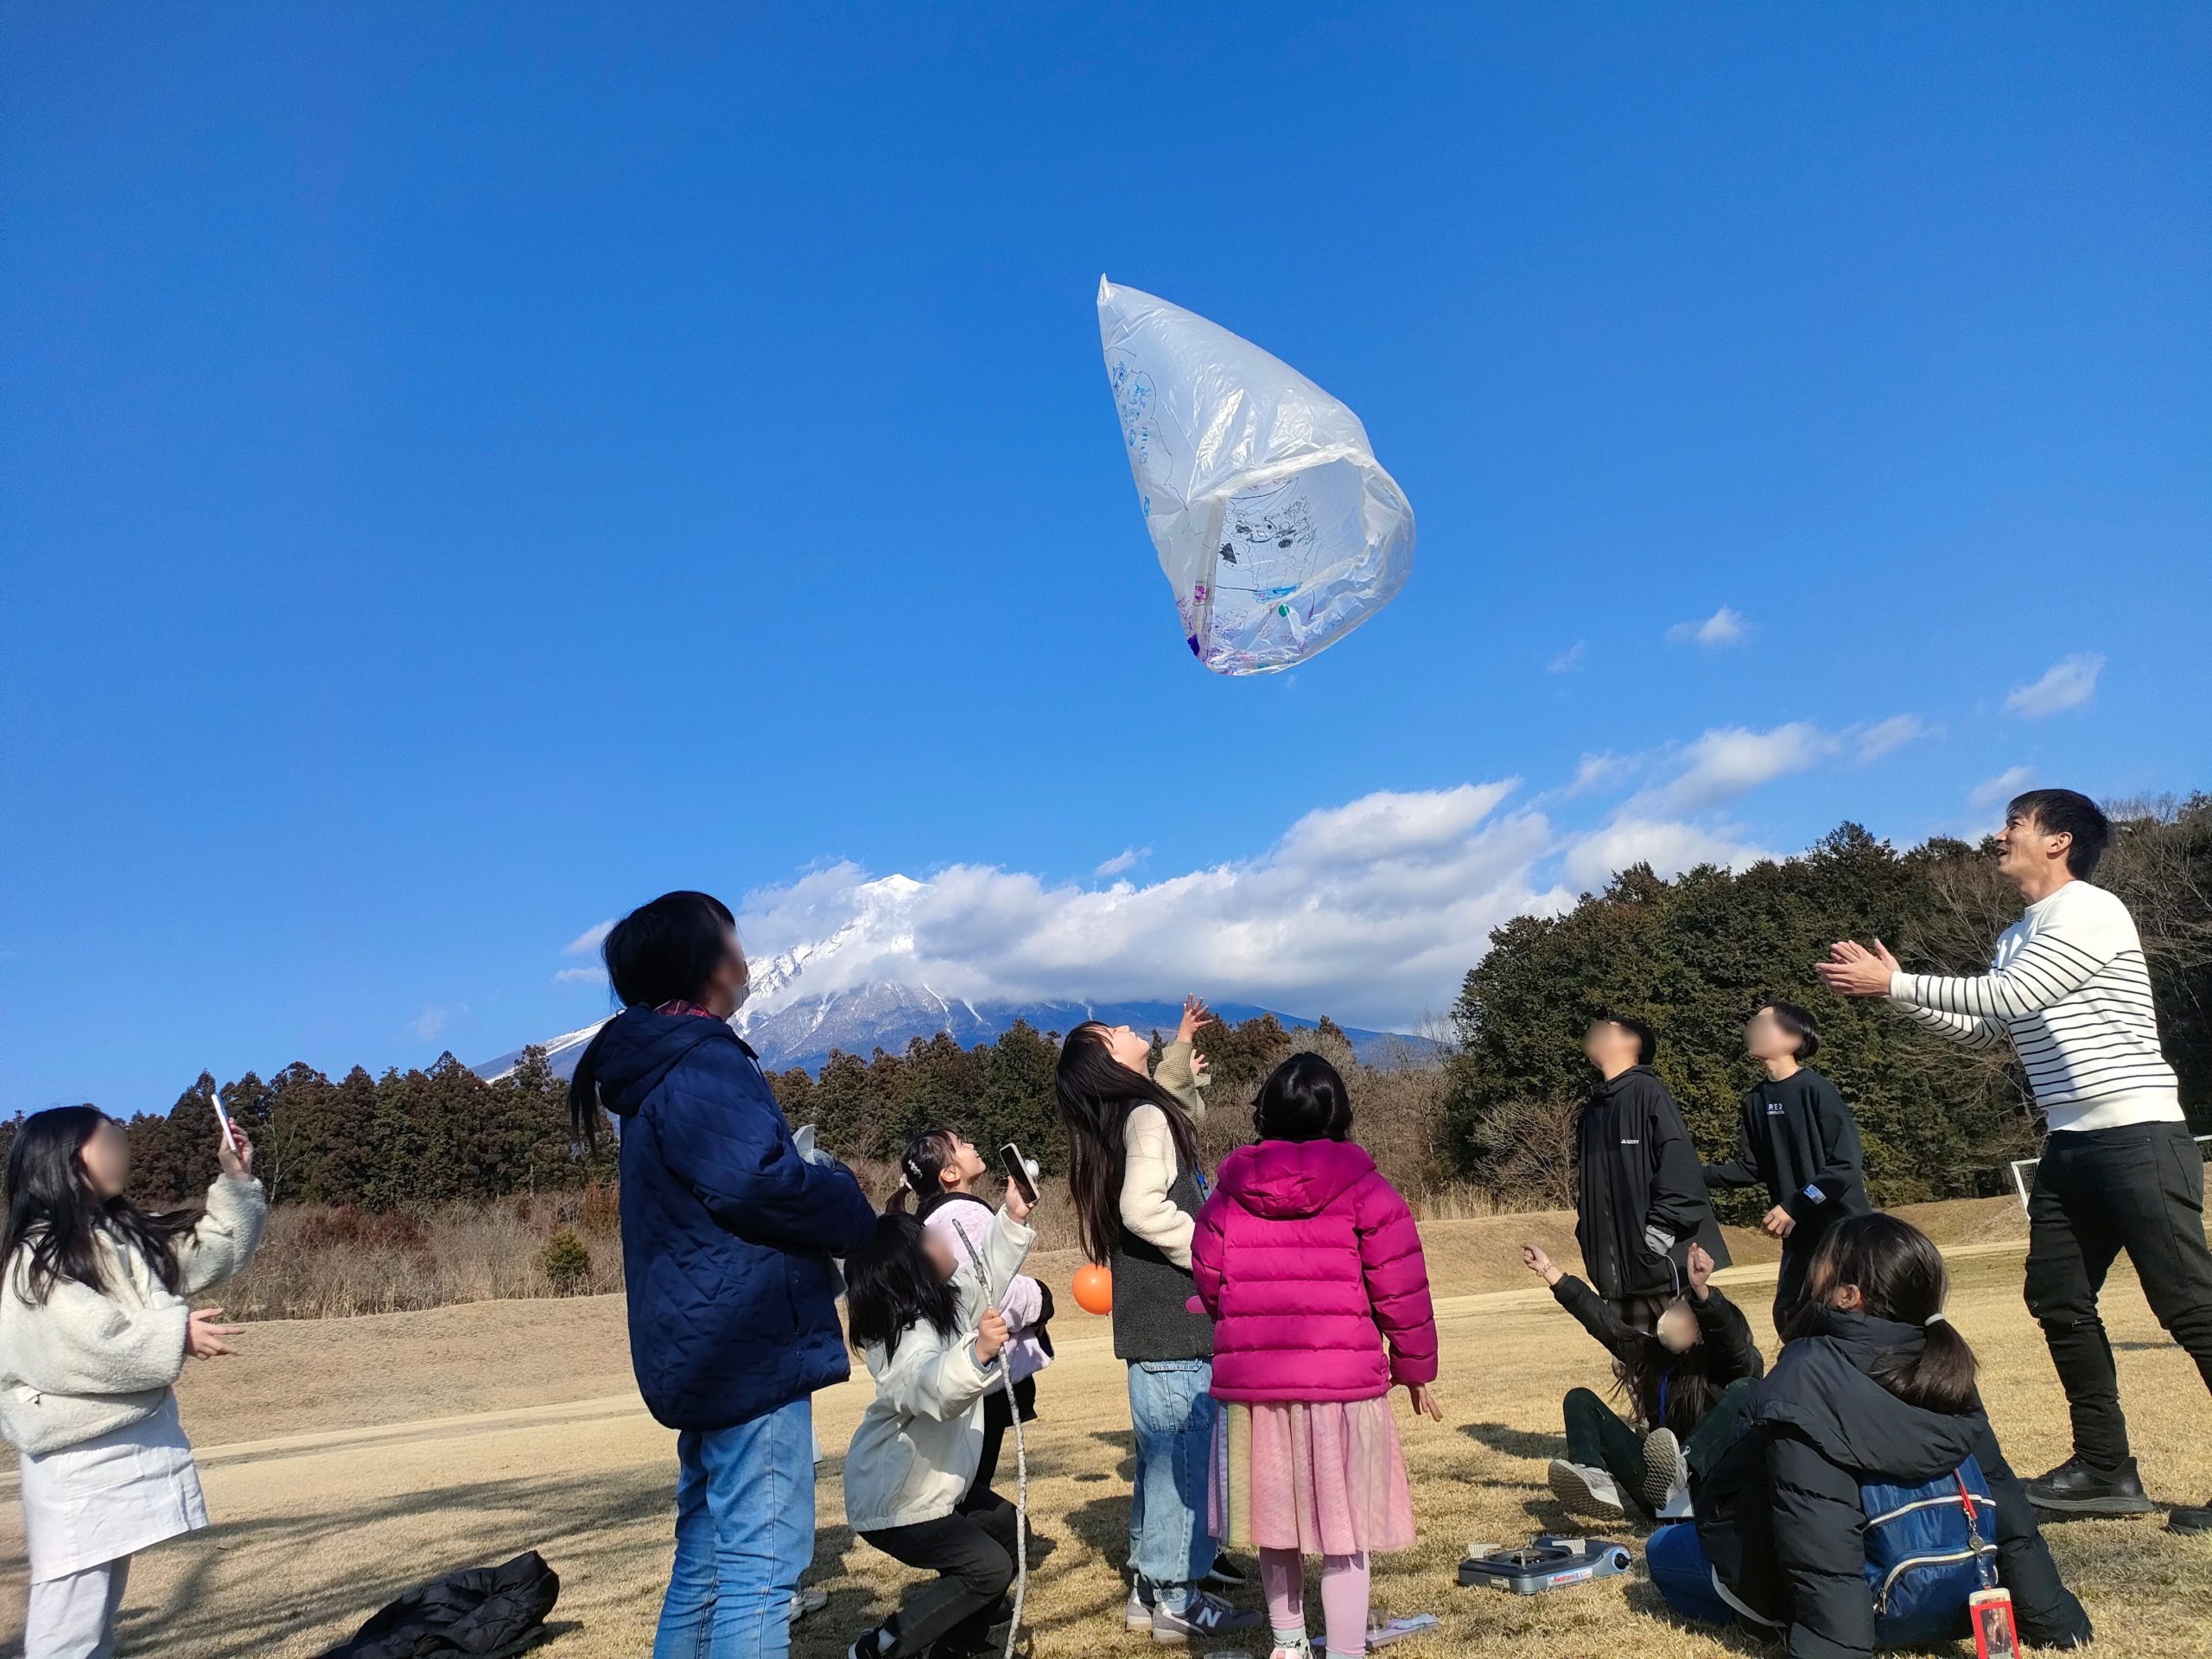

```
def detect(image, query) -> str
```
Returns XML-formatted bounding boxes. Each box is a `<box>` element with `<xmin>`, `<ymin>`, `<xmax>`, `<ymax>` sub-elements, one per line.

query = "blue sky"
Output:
<box><xmin>3</xmin><ymin>3</ymin><xmax>2207</xmax><ymax>1113</ymax></box>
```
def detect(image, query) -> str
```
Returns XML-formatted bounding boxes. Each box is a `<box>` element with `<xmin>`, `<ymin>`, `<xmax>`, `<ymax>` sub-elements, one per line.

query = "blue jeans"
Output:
<box><xmin>654</xmin><ymin>1396</ymin><xmax>816</xmax><ymax>1659</ymax></box>
<box><xmin>1128</xmin><ymin>1359</ymin><xmax>1216</xmax><ymax>1613</ymax></box>
<box><xmin>1645</xmin><ymin>1523</ymin><xmax>1737</xmax><ymax>1628</ymax></box>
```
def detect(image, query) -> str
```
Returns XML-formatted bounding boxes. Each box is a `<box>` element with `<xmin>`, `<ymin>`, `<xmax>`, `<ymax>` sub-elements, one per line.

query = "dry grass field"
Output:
<box><xmin>3</xmin><ymin>1202</ymin><xmax>2209</xmax><ymax>1658</ymax></box>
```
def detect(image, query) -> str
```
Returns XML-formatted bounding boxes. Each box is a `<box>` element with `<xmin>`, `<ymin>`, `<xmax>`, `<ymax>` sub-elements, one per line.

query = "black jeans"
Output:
<box><xmin>1561</xmin><ymin>1378</ymin><xmax>1756</xmax><ymax>1506</ymax></box>
<box><xmin>861</xmin><ymin>1495</ymin><xmax>1017</xmax><ymax>1658</ymax></box>
<box><xmin>2024</xmin><ymin>1121</ymin><xmax>2212</xmax><ymax>1468</ymax></box>
<box><xmin>961</xmin><ymin>1374</ymin><xmax>1038</xmax><ymax>1511</ymax></box>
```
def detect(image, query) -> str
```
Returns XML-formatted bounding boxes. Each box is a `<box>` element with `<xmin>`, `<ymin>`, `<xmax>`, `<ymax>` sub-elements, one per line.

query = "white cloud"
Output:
<box><xmin>1667</xmin><ymin>606</ymin><xmax>1748</xmax><ymax>649</ymax></box>
<box><xmin>1655</xmin><ymin>722</ymin><xmax>1836</xmax><ymax>811</ymax></box>
<box><xmin>1969</xmin><ymin>766</ymin><xmax>2036</xmax><ymax>810</ymax></box>
<box><xmin>410</xmin><ymin>1003</ymin><xmax>465</xmax><ymax>1042</ymax></box>
<box><xmin>1853</xmin><ymin>714</ymin><xmax>1933</xmax><ymax>762</ymax></box>
<box><xmin>734</xmin><ymin>784</ymin><xmax>1573</xmax><ymax>1032</ymax></box>
<box><xmin>1548</xmin><ymin>640</ymin><xmax>1588</xmax><ymax>673</ymax></box>
<box><xmin>563</xmin><ymin>919</ymin><xmax>614</xmax><ymax>957</ymax></box>
<box><xmin>1563</xmin><ymin>753</ymin><xmax>1629</xmax><ymax>797</ymax></box>
<box><xmin>553</xmin><ymin>966</ymin><xmax>609</xmax><ymax>986</ymax></box>
<box><xmin>2005</xmin><ymin>653</ymin><xmax>2103</xmax><ymax>718</ymax></box>
<box><xmin>1564</xmin><ymin>818</ymin><xmax>1776</xmax><ymax>888</ymax></box>
<box><xmin>1094</xmin><ymin>847</ymin><xmax>1149</xmax><ymax>878</ymax></box>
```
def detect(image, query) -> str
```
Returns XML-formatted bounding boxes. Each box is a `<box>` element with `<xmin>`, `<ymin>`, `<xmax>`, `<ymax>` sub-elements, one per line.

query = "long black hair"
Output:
<box><xmin>1</xmin><ymin>1106</ymin><xmax>201</xmax><ymax>1306</ymax></box>
<box><xmin>1784</xmin><ymin>1212</ymin><xmax>1980</xmax><ymax>1414</ymax></box>
<box><xmin>844</xmin><ymin>1211</ymin><xmax>957</xmax><ymax>1360</ymax></box>
<box><xmin>569</xmin><ymin>890</ymin><xmax>740</xmax><ymax>1147</ymax></box>
<box><xmin>1253</xmin><ymin>1052</ymin><xmax>1353</xmax><ymax>1141</ymax></box>
<box><xmin>1055</xmin><ymin>1022</ymin><xmax>1199</xmax><ymax>1267</ymax></box>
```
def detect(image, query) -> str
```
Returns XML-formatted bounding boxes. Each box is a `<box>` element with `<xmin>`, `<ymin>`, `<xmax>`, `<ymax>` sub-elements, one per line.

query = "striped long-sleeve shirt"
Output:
<box><xmin>1889</xmin><ymin>879</ymin><xmax>2181</xmax><ymax>1134</ymax></box>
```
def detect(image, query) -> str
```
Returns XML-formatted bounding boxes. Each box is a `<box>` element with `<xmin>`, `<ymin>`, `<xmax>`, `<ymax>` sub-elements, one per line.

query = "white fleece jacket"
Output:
<box><xmin>0</xmin><ymin>1174</ymin><xmax>268</xmax><ymax>1456</ymax></box>
<box><xmin>844</xmin><ymin>1205</ymin><xmax>1035</xmax><ymax>1533</ymax></box>
<box><xmin>1118</xmin><ymin>1039</ymin><xmax>1208</xmax><ymax>1270</ymax></box>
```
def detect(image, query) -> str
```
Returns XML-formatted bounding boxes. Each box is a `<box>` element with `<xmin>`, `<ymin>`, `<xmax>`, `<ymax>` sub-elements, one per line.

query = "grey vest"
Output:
<box><xmin>1111</xmin><ymin>1154</ymin><xmax>1214</xmax><ymax>1363</ymax></box>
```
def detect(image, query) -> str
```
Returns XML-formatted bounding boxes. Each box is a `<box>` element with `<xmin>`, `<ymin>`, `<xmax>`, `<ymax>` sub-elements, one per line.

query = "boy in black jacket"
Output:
<box><xmin>1574</xmin><ymin>1014</ymin><xmax>1730</xmax><ymax>1319</ymax></box>
<box><xmin>1704</xmin><ymin>1001</ymin><xmax>1870</xmax><ymax>1333</ymax></box>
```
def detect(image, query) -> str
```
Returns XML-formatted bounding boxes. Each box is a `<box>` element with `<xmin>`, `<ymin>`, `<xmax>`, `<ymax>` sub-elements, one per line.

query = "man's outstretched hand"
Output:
<box><xmin>1815</xmin><ymin>938</ymin><xmax>1901</xmax><ymax>998</ymax></box>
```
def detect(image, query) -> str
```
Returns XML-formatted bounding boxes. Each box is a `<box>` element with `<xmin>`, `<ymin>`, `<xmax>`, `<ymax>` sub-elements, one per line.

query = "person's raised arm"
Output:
<box><xmin>654</xmin><ymin>1043</ymin><xmax>875</xmax><ymax>1257</ymax></box>
<box><xmin>1525</xmin><ymin>1244</ymin><xmax>1639</xmax><ymax>1357</ymax></box>
<box><xmin>175</xmin><ymin>1130</ymin><xmax>270</xmax><ymax>1296</ymax></box>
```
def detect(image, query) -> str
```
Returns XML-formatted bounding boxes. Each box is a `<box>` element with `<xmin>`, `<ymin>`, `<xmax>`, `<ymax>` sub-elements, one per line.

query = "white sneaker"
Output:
<box><xmin>1126</xmin><ymin>1584</ymin><xmax>1154</xmax><ymax>1631</ymax></box>
<box><xmin>1639</xmin><ymin>1427</ymin><xmax>1687</xmax><ymax>1514</ymax></box>
<box><xmin>1547</xmin><ymin>1459</ymin><xmax>1625</xmax><ymax>1518</ymax></box>
<box><xmin>791</xmin><ymin>1587</ymin><xmax>828</xmax><ymax>1623</ymax></box>
<box><xmin>1657</xmin><ymin>1478</ymin><xmax>1693</xmax><ymax>1520</ymax></box>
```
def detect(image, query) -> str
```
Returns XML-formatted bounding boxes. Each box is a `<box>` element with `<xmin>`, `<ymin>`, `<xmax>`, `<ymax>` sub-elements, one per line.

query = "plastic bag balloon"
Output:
<box><xmin>1097</xmin><ymin>276</ymin><xmax>1416</xmax><ymax>676</ymax></box>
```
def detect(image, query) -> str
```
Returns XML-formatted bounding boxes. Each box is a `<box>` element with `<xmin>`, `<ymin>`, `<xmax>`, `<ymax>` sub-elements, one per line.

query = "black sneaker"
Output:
<box><xmin>1205</xmin><ymin>1554</ymin><xmax>1249</xmax><ymax>1590</ymax></box>
<box><xmin>2170</xmin><ymin>1498</ymin><xmax>2212</xmax><ymax>1534</ymax></box>
<box><xmin>2026</xmin><ymin>1455</ymin><xmax>2157</xmax><ymax>1516</ymax></box>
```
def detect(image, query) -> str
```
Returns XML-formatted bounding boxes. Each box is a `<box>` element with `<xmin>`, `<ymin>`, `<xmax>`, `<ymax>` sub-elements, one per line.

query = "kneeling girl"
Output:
<box><xmin>844</xmin><ymin>1174</ymin><xmax>1036</xmax><ymax>1659</ymax></box>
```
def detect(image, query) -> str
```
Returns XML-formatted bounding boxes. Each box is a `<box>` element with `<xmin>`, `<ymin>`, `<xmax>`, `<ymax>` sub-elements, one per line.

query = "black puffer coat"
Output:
<box><xmin>1692</xmin><ymin>1306</ymin><xmax>2091</xmax><ymax>1659</ymax></box>
<box><xmin>1573</xmin><ymin>1065</ymin><xmax>1729</xmax><ymax>1300</ymax></box>
<box><xmin>319</xmin><ymin>1550</ymin><xmax>559</xmax><ymax>1657</ymax></box>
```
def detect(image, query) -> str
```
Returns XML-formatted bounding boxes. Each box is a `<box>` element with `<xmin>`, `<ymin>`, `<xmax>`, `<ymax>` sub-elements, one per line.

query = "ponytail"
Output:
<box><xmin>888</xmin><ymin>1128</ymin><xmax>962</xmax><ymax>1215</ymax></box>
<box><xmin>1797</xmin><ymin>1213</ymin><xmax>1981</xmax><ymax>1414</ymax></box>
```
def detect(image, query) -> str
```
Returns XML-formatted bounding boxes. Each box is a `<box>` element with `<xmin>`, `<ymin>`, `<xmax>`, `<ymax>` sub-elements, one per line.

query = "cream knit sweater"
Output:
<box><xmin>1</xmin><ymin>1174</ymin><xmax>268</xmax><ymax>1456</ymax></box>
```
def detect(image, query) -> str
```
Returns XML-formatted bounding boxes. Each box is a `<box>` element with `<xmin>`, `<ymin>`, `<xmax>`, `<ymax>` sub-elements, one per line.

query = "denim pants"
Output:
<box><xmin>654</xmin><ymin>1395</ymin><xmax>816</xmax><ymax>1659</ymax></box>
<box><xmin>1644</xmin><ymin>1523</ymin><xmax>1736</xmax><ymax>1626</ymax></box>
<box><xmin>1127</xmin><ymin>1359</ymin><xmax>1216</xmax><ymax>1612</ymax></box>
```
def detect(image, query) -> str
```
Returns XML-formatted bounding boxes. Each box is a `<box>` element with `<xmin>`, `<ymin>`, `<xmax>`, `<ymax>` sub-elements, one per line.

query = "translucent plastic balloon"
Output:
<box><xmin>1097</xmin><ymin>276</ymin><xmax>1416</xmax><ymax>675</ymax></box>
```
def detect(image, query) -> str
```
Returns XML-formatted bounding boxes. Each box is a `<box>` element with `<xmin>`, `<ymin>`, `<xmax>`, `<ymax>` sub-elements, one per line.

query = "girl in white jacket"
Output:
<box><xmin>1</xmin><ymin>1104</ymin><xmax>268</xmax><ymax>1659</ymax></box>
<box><xmin>843</xmin><ymin>1175</ymin><xmax>1036</xmax><ymax>1659</ymax></box>
<box><xmin>901</xmin><ymin>1129</ymin><xmax>1054</xmax><ymax>1512</ymax></box>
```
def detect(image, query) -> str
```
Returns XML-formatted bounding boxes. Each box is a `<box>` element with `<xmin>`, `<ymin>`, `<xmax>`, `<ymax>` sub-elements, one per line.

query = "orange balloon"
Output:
<box><xmin>1071</xmin><ymin>1263</ymin><xmax>1114</xmax><ymax>1315</ymax></box>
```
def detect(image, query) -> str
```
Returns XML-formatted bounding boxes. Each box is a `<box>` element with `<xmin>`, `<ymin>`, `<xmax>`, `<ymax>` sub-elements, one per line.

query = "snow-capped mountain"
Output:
<box><xmin>475</xmin><ymin>871</ymin><xmax>1433</xmax><ymax>1080</ymax></box>
<box><xmin>474</xmin><ymin>984</ymin><xmax>1429</xmax><ymax>1082</ymax></box>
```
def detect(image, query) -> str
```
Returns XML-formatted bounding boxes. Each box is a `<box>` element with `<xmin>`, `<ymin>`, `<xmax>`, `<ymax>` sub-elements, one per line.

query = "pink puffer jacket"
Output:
<box><xmin>1189</xmin><ymin>1138</ymin><xmax>1439</xmax><ymax>1403</ymax></box>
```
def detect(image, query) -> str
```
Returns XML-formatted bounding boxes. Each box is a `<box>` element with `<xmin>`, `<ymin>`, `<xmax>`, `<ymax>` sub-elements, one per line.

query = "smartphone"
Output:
<box><xmin>1969</xmin><ymin>1588</ymin><xmax>2018</xmax><ymax>1659</ymax></box>
<box><xmin>998</xmin><ymin>1142</ymin><xmax>1039</xmax><ymax>1205</ymax></box>
<box><xmin>209</xmin><ymin>1088</ymin><xmax>238</xmax><ymax>1152</ymax></box>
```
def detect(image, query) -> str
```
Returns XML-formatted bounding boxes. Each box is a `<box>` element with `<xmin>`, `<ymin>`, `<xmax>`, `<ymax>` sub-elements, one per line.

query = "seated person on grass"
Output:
<box><xmin>1521</xmin><ymin>1240</ymin><xmax>1763</xmax><ymax>1519</ymax></box>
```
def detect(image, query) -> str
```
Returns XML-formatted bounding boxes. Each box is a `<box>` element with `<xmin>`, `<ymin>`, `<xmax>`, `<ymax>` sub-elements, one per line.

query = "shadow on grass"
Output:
<box><xmin>1460</xmin><ymin>1421</ymin><xmax>1564</xmax><ymax>1461</ymax></box>
<box><xmin>1618</xmin><ymin>1577</ymin><xmax>1773</xmax><ymax>1653</ymax></box>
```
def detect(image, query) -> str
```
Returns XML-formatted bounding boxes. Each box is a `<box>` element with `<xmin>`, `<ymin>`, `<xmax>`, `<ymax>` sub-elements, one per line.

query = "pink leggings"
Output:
<box><xmin>1259</xmin><ymin>1547</ymin><xmax>1368</xmax><ymax>1656</ymax></box>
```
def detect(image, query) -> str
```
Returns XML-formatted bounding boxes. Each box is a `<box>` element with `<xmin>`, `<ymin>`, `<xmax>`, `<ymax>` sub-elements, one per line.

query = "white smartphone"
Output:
<box><xmin>209</xmin><ymin>1088</ymin><xmax>238</xmax><ymax>1151</ymax></box>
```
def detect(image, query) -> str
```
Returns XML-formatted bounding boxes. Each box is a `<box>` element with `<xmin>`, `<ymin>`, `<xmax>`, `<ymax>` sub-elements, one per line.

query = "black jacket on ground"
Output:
<box><xmin>1574</xmin><ymin>1065</ymin><xmax>1730</xmax><ymax>1300</ymax></box>
<box><xmin>1549</xmin><ymin>1272</ymin><xmax>1764</xmax><ymax>1434</ymax></box>
<box><xmin>1704</xmin><ymin>1066</ymin><xmax>1871</xmax><ymax>1230</ymax></box>
<box><xmin>1692</xmin><ymin>1307</ymin><xmax>2090</xmax><ymax>1659</ymax></box>
<box><xmin>319</xmin><ymin>1550</ymin><xmax>559</xmax><ymax>1657</ymax></box>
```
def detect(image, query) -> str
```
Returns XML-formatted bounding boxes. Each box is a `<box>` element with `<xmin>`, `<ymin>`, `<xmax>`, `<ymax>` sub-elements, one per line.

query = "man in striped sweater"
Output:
<box><xmin>1816</xmin><ymin>787</ymin><xmax>2212</xmax><ymax>1532</ymax></box>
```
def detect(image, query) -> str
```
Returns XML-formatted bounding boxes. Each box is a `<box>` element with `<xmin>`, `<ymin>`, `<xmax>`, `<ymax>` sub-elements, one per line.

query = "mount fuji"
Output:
<box><xmin>476</xmin><ymin>876</ymin><xmax>1431</xmax><ymax>1081</ymax></box>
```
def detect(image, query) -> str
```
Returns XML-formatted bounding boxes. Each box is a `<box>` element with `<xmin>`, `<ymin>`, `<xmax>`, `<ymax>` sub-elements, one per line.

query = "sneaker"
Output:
<box><xmin>2170</xmin><ymin>1498</ymin><xmax>2212</xmax><ymax>1534</ymax></box>
<box><xmin>1547</xmin><ymin>1458</ymin><xmax>1625</xmax><ymax>1519</ymax></box>
<box><xmin>1638</xmin><ymin>1428</ymin><xmax>1686</xmax><ymax>1514</ymax></box>
<box><xmin>791</xmin><ymin>1587</ymin><xmax>829</xmax><ymax>1623</ymax></box>
<box><xmin>2026</xmin><ymin>1455</ymin><xmax>2157</xmax><ymax>1516</ymax></box>
<box><xmin>848</xmin><ymin>1630</ymin><xmax>889</xmax><ymax>1659</ymax></box>
<box><xmin>1267</xmin><ymin>1637</ymin><xmax>1313</xmax><ymax>1659</ymax></box>
<box><xmin>1125</xmin><ymin>1584</ymin><xmax>1154</xmax><ymax>1631</ymax></box>
<box><xmin>1205</xmin><ymin>1553</ymin><xmax>1249</xmax><ymax>1590</ymax></box>
<box><xmin>1150</xmin><ymin>1592</ymin><xmax>1262</xmax><ymax>1645</ymax></box>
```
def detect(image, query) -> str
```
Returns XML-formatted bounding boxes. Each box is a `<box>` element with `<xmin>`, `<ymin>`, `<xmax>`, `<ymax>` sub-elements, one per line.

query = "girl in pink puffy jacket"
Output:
<box><xmin>1190</xmin><ymin>1053</ymin><xmax>1442</xmax><ymax>1659</ymax></box>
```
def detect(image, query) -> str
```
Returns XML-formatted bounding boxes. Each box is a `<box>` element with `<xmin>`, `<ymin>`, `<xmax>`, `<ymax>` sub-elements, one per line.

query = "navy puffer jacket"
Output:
<box><xmin>590</xmin><ymin>1007</ymin><xmax>877</xmax><ymax>1430</ymax></box>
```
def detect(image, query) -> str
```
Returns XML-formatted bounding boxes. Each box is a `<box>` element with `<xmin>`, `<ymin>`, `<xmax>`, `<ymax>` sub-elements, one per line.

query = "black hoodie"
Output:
<box><xmin>1573</xmin><ymin>1065</ymin><xmax>1730</xmax><ymax>1300</ymax></box>
<box><xmin>1693</xmin><ymin>1306</ymin><xmax>2090</xmax><ymax>1659</ymax></box>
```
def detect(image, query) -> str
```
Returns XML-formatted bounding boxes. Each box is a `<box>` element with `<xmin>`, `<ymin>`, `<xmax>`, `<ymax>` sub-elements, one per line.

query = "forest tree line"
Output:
<box><xmin>5</xmin><ymin>796</ymin><xmax>2204</xmax><ymax>1215</ymax></box>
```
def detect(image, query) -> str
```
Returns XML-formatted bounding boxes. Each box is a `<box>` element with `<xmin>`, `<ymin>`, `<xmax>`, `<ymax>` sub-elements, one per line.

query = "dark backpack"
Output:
<box><xmin>1860</xmin><ymin>1458</ymin><xmax>1998</xmax><ymax>1646</ymax></box>
<box><xmin>318</xmin><ymin>1550</ymin><xmax>560</xmax><ymax>1658</ymax></box>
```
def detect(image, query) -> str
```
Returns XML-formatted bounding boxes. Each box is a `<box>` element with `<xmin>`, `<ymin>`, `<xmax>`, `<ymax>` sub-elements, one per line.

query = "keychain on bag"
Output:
<box><xmin>1969</xmin><ymin>1587</ymin><xmax>2018</xmax><ymax>1658</ymax></box>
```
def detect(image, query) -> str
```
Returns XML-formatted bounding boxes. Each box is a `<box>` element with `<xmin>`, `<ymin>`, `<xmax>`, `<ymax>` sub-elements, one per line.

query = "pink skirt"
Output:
<box><xmin>1209</xmin><ymin>1396</ymin><xmax>1415</xmax><ymax>1555</ymax></box>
